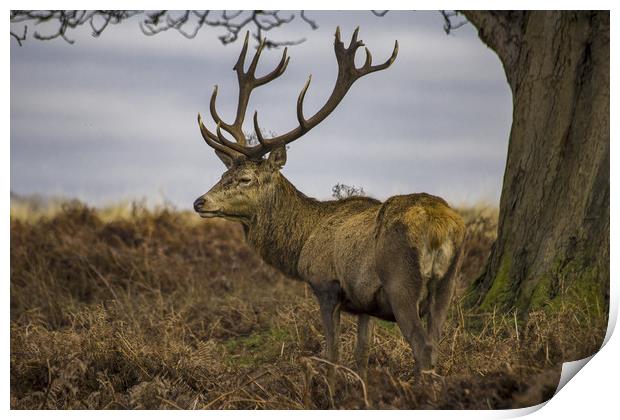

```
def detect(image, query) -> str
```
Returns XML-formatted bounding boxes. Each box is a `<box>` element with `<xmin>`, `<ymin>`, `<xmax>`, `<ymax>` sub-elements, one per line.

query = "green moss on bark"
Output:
<box><xmin>545</xmin><ymin>260</ymin><xmax>606</xmax><ymax>321</ymax></box>
<box><xmin>478</xmin><ymin>254</ymin><xmax>512</xmax><ymax>312</ymax></box>
<box><xmin>526</xmin><ymin>275</ymin><xmax>552</xmax><ymax>310</ymax></box>
<box><xmin>472</xmin><ymin>251</ymin><xmax>607</xmax><ymax>324</ymax></box>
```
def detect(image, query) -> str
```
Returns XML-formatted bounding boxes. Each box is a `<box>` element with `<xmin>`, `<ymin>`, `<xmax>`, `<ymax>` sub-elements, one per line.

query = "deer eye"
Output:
<box><xmin>239</xmin><ymin>176</ymin><xmax>253</xmax><ymax>186</ymax></box>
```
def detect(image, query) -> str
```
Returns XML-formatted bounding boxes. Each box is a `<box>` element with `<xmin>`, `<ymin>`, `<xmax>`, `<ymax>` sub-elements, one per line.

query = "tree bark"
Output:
<box><xmin>462</xmin><ymin>11</ymin><xmax>609</xmax><ymax>315</ymax></box>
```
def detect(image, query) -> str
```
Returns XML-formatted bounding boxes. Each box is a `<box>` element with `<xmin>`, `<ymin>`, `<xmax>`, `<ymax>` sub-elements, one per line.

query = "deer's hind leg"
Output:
<box><xmin>426</xmin><ymin>244</ymin><xmax>463</xmax><ymax>364</ymax></box>
<box><xmin>376</xmin><ymin>230</ymin><xmax>433</xmax><ymax>373</ymax></box>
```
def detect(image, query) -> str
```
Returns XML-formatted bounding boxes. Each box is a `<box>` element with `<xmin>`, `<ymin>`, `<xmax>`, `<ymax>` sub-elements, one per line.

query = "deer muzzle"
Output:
<box><xmin>193</xmin><ymin>197</ymin><xmax>206</xmax><ymax>212</ymax></box>
<box><xmin>193</xmin><ymin>195</ymin><xmax>221</xmax><ymax>217</ymax></box>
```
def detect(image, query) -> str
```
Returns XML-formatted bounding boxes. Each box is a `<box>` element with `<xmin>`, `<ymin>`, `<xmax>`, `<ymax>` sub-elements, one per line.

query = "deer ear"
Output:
<box><xmin>267</xmin><ymin>146</ymin><xmax>287</xmax><ymax>169</ymax></box>
<box><xmin>215</xmin><ymin>151</ymin><xmax>234</xmax><ymax>169</ymax></box>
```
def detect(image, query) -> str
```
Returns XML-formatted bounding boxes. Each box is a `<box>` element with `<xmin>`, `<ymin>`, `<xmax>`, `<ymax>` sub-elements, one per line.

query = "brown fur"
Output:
<box><xmin>195</xmin><ymin>151</ymin><xmax>466</xmax><ymax>378</ymax></box>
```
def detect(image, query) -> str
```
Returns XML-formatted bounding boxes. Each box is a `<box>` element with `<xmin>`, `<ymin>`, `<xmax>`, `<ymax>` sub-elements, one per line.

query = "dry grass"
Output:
<box><xmin>10</xmin><ymin>201</ymin><xmax>606</xmax><ymax>409</ymax></box>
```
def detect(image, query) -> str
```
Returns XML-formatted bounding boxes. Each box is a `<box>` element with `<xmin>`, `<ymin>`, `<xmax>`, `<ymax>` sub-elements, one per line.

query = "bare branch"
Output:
<box><xmin>300</xmin><ymin>11</ymin><xmax>318</xmax><ymax>29</ymax></box>
<box><xmin>10</xmin><ymin>10</ymin><xmax>320</xmax><ymax>48</ymax></box>
<box><xmin>440</xmin><ymin>10</ymin><xmax>469</xmax><ymax>34</ymax></box>
<box><xmin>10</xmin><ymin>11</ymin><xmax>141</xmax><ymax>45</ymax></box>
<box><xmin>89</xmin><ymin>13</ymin><xmax>112</xmax><ymax>37</ymax></box>
<box><xmin>10</xmin><ymin>25</ymin><xmax>27</xmax><ymax>46</ymax></box>
<box><xmin>10</xmin><ymin>10</ymin><xmax>467</xmax><ymax>49</ymax></box>
<box><xmin>371</xmin><ymin>10</ymin><xmax>389</xmax><ymax>17</ymax></box>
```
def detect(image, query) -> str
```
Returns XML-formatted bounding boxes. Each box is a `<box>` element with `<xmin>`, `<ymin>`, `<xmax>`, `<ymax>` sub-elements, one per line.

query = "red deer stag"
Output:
<box><xmin>194</xmin><ymin>28</ymin><xmax>466</xmax><ymax>380</ymax></box>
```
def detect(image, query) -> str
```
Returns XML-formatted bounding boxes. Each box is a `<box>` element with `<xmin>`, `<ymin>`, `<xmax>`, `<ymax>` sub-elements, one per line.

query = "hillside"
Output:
<box><xmin>10</xmin><ymin>202</ymin><xmax>605</xmax><ymax>409</ymax></box>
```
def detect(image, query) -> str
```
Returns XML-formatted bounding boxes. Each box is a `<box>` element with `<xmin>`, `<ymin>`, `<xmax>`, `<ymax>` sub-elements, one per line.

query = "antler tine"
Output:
<box><xmin>296</xmin><ymin>75</ymin><xmax>312</xmax><ymax>129</ymax></box>
<box><xmin>255</xmin><ymin>47</ymin><xmax>290</xmax><ymax>87</ymax></box>
<box><xmin>207</xmin><ymin>87</ymin><xmax>250</xmax><ymax>152</ymax></box>
<box><xmin>362</xmin><ymin>47</ymin><xmax>372</xmax><ymax>70</ymax></box>
<box><xmin>351</xmin><ymin>27</ymin><xmax>359</xmax><ymax>45</ymax></box>
<box><xmin>250</xmin><ymin>27</ymin><xmax>398</xmax><ymax>153</ymax></box>
<box><xmin>247</xmin><ymin>37</ymin><xmax>267</xmax><ymax>77</ymax></box>
<box><xmin>199</xmin><ymin>113</ymin><xmax>249</xmax><ymax>155</ymax></box>
<box><xmin>233</xmin><ymin>31</ymin><xmax>250</xmax><ymax>75</ymax></box>
<box><xmin>214</xmin><ymin>122</ymin><xmax>248</xmax><ymax>153</ymax></box>
<box><xmin>364</xmin><ymin>40</ymin><xmax>399</xmax><ymax>74</ymax></box>
<box><xmin>250</xmin><ymin>73</ymin><xmax>312</xmax><ymax>158</ymax></box>
<box><xmin>198</xmin><ymin>113</ymin><xmax>243</xmax><ymax>159</ymax></box>
<box><xmin>348</xmin><ymin>26</ymin><xmax>364</xmax><ymax>50</ymax></box>
<box><xmin>252</xmin><ymin>111</ymin><xmax>266</xmax><ymax>146</ymax></box>
<box><xmin>209</xmin><ymin>85</ymin><xmax>227</xmax><ymax>129</ymax></box>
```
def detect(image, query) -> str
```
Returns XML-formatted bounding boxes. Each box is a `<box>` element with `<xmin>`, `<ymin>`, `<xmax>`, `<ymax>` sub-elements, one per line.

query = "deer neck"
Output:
<box><xmin>246</xmin><ymin>174</ymin><xmax>321</xmax><ymax>278</ymax></box>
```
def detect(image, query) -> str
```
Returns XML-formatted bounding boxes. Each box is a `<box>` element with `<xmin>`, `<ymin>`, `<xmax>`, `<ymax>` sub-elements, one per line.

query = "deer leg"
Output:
<box><xmin>319</xmin><ymin>301</ymin><xmax>341</xmax><ymax>389</ymax></box>
<box><xmin>355</xmin><ymin>314</ymin><xmax>372</xmax><ymax>382</ymax></box>
<box><xmin>424</xmin><ymin>281</ymin><xmax>450</xmax><ymax>368</ymax></box>
<box><xmin>419</xmin><ymin>288</ymin><xmax>431</xmax><ymax>319</ymax></box>
<box><xmin>385</xmin><ymin>280</ymin><xmax>433</xmax><ymax>374</ymax></box>
<box><xmin>313</xmin><ymin>281</ymin><xmax>342</xmax><ymax>388</ymax></box>
<box><xmin>426</xmin><ymin>258</ymin><xmax>459</xmax><ymax>367</ymax></box>
<box><xmin>320</xmin><ymin>302</ymin><xmax>341</xmax><ymax>363</ymax></box>
<box><xmin>376</xmin><ymin>236</ymin><xmax>433</xmax><ymax>374</ymax></box>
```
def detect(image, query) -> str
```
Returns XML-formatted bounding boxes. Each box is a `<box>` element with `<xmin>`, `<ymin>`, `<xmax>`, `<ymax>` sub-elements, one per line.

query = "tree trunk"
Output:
<box><xmin>462</xmin><ymin>11</ymin><xmax>609</xmax><ymax>316</ymax></box>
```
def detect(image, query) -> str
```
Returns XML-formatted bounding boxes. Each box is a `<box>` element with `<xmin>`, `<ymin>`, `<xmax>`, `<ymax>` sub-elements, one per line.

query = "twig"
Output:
<box><xmin>157</xmin><ymin>396</ymin><xmax>184</xmax><ymax>409</ymax></box>
<box><xmin>10</xmin><ymin>25</ymin><xmax>27</xmax><ymax>46</ymax></box>
<box><xmin>245</xmin><ymin>373</ymin><xmax>269</xmax><ymax>398</ymax></box>
<box><xmin>308</xmin><ymin>356</ymin><xmax>369</xmax><ymax>409</ymax></box>
<box><xmin>11</xmin><ymin>10</ymin><xmax>322</xmax><ymax>47</ymax></box>
<box><xmin>514</xmin><ymin>309</ymin><xmax>520</xmax><ymax>341</ymax></box>
<box><xmin>440</xmin><ymin>10</ymin><xmax>469</xmax><ymax>34</ymax></box>
<box><xmin>116</xmin><ymin>333</ymin><xmax>152</xmax><ymax>379</ymax></box>
<box><xmin>300</xmin><ymin>11</ymin><xmax>318</xmax><ymax>29</ymax></box>
<box><xmin>203</xmin><ymin>371</ymin><xmax>270</xmax><ymax>409</ymax></box>
<box><xmin>190</xmin><ymin>394</ymin><xmax>200</xmax><ymax>410</ymax></box>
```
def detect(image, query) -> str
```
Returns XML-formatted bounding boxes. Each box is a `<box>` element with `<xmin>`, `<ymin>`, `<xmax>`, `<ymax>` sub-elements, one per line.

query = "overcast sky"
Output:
<box><xmin>10</xmin><ymin>11</ymin><xmax>512</xmax><ymax>209</ymax></box>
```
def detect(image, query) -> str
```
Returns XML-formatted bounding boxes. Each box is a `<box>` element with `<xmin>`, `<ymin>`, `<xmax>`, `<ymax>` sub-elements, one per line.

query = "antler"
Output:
<box><xmin>198</xmin><ymin>27</ymin><xmax>398</xmax><ymax>161</ymax></box>
<box><xmin>198</xmin><ymin>31</ymin><xmax>290</xmax><ymax>159</ymax></box>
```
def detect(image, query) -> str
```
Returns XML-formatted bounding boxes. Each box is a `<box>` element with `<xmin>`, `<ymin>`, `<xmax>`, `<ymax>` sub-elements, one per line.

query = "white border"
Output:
<box><xmin>5</xmin><ymin>1</ymin><xmax>617</xmax><ymax>418</ymax></box>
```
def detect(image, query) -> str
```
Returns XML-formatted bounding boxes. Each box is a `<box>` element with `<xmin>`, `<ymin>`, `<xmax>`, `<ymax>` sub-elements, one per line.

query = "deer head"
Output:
<box><xmin>193</xmin><ymin>27</ymin><xmax>398</xmax><ymax>223</ymax></box>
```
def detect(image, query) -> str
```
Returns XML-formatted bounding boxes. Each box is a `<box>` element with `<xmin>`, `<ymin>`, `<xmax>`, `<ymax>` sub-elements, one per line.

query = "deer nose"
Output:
<box><xmin>193</xmin><ymin>197</ymin><xmax>205</xmax><ymax>212</ymax></box>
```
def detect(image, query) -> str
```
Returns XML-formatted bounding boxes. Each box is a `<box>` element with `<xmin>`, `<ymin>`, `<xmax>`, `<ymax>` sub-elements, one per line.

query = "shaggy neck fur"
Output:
<box><xmin>245</xmin><ymin>174</ymin><xmax>324</xmax><ymax>278</ymax></box>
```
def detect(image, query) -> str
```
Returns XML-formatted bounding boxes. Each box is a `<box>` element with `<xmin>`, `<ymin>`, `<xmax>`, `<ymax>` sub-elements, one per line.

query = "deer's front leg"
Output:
<box><xmin>355</xmin><ymin>314</ymin><xmax>372</xmax><ymax>383</ymax></box>
<box><xmin>319</xmin><ymin>300</ymin><xmax>341</xmax><ymax>385</ymax></box>
<box><xmin>313</xmin><ymin>281</ymin><xmax>342</xmax><ymax>388</ymax></box>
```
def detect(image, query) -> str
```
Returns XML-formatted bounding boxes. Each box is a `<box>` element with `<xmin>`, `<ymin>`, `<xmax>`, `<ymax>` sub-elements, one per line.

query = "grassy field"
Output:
<box><xmin>10</xmin><ymin>201</ymin><xmax>606</xmax><ymax>409</ymax></box>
